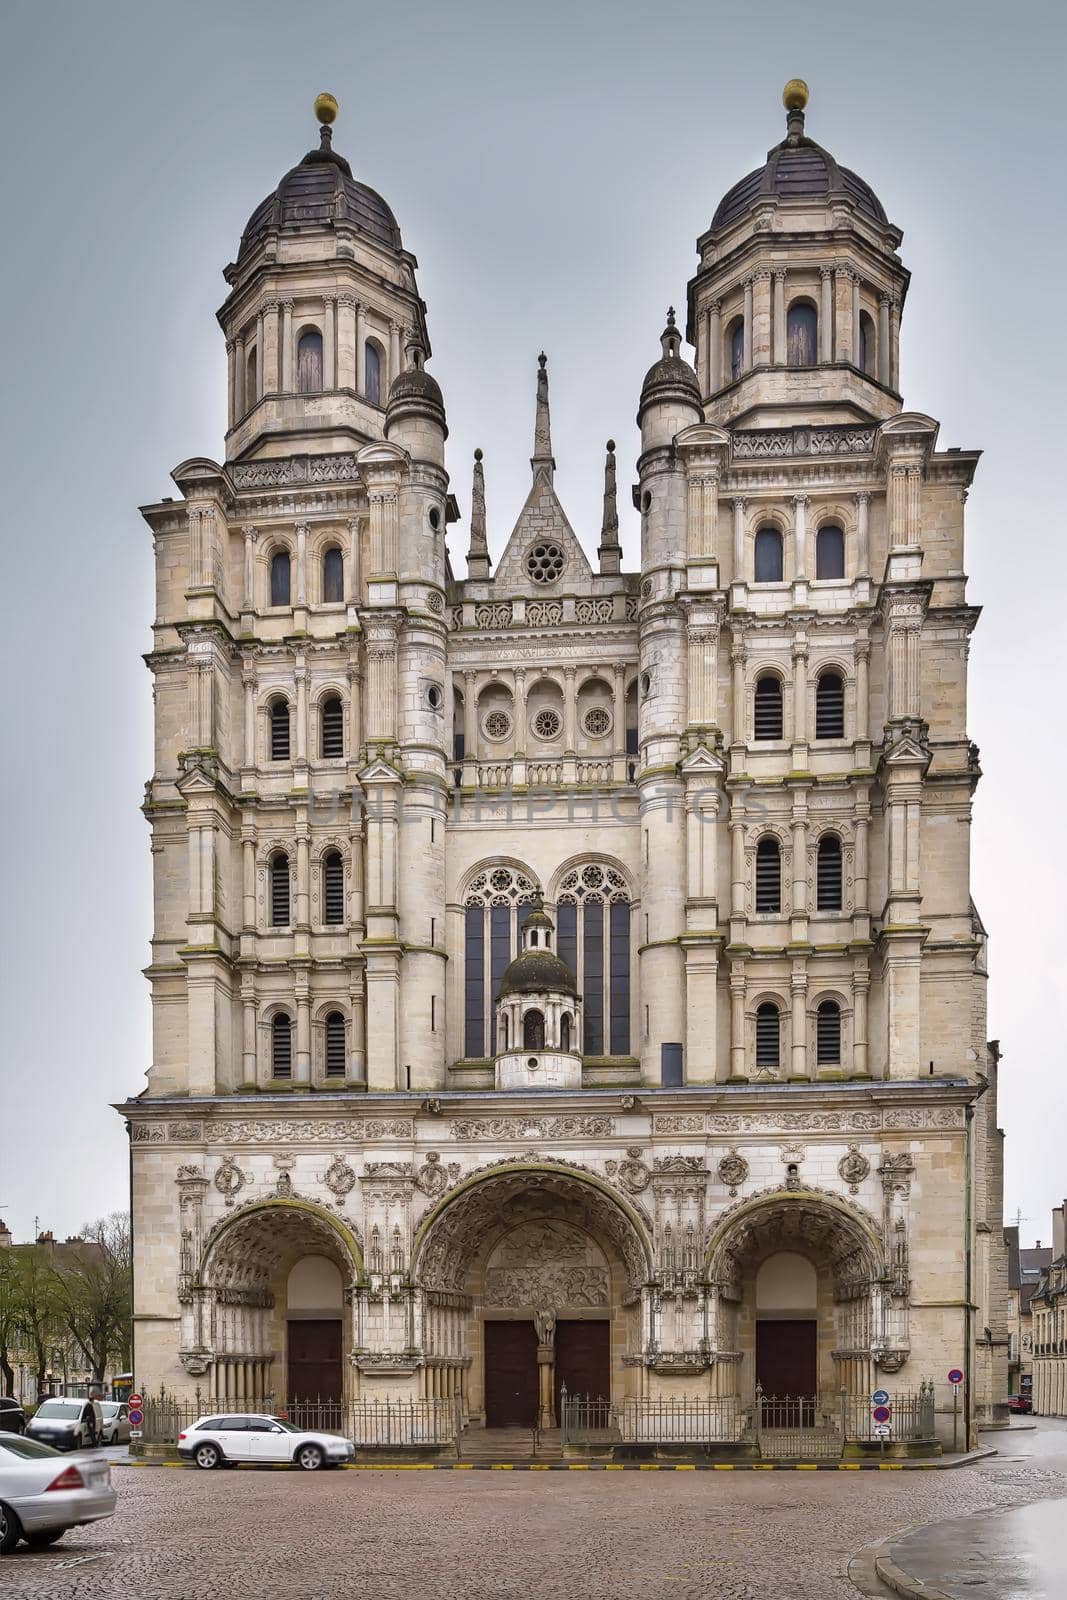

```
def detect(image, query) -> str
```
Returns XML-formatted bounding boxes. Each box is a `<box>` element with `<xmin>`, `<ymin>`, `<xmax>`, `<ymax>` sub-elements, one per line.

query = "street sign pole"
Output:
<box><xmin>947</xmin><ymin>1369</ymin><xmax>964</xmax><ymax>1454</ymax></box>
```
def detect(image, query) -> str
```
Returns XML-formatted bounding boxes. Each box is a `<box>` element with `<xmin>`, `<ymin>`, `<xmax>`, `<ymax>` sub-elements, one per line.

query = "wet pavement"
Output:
<box><xmin>877</xmin><ymin>1418</ymin><xmax>1067</xmax><ymax>1599</ymax></box>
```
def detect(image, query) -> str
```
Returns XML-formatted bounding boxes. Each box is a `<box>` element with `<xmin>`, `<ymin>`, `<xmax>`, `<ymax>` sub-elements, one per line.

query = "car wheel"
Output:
<box><xmin>0</xmin><ymin>1501</ymin><xmax>22</xmax><ymax>1556</ymax></box>
<box><xmin>296</xmin><ymin>1444</ymin><xmax>324</xmax><ymax>1471</ymax></box>
<box><xmin>193</xmin><ymin>1442</ymin><xmax>222</xmax><ymax>1470</ymax></box>
<box><xmin>25</xmin><ymin>1529</ymin><xmax>65</xmax><ymax>1549</ymax></box>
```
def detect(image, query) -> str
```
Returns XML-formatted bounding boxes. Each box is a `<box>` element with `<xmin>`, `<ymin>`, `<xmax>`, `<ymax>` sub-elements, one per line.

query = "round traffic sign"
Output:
<box><xmin>947</xmin><ymin>1369</ymin><xmax>964</xmax><ymax>1386</ymax></box>
<box><xmin>872</xmin><ymin>1388</ymin><xmax>890</xmax><ymax>1405</ymax></box>
<box><xmin>128</xmin><ymin>1408</ymin><xmax>144</xmax><ymax>1427</ymax></box>
<box><xmin>129</xmin><ymin>1393</ymin><xmax>143</xmax><ymax>1409</ymax></box>
<box><xmin>872</xmin><ymin>1404</ymin><xmax>892</xmax><ymax>1423</ymax></box>
<box><xmin>873</xmin><ymin>1423</ymin><xmax>891</xmax><ymax>1438</ymax></box>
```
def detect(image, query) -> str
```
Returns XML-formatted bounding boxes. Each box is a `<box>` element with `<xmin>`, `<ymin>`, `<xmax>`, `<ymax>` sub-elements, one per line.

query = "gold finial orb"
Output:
<box><xmin>782</xmin><ymin>79</ymin><xmax>809</xmax><ymax>112</ymax></box>
<box><xmin>314</xmin><ymin>92</ymin><xmax>339</xmax><ymax>125</ymax></box>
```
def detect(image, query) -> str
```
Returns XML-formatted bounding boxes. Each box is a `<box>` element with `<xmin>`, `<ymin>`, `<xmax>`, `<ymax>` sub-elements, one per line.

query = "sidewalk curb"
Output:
<box><xmin>874</xmin><ymin>1549</ymin><xmax>954</xmax><ymax>1600</ymax></box>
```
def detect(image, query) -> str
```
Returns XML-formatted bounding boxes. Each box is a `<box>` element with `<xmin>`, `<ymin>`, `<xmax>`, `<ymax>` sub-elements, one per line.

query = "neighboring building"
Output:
<box><xmin>1031</xmin><ymin>1203</ymin><xmax>1067</xmax><ymax>1417</ymax></box>
<box><xmin>1004</xmin><ymin>1226</ymin><xmax>1052</xmax><ymax>1400</ymax></box>
<box><xmin>0</xmin><ymin>1223</ymin><xmax>115</xmax><ymax>1404</ymax></box>
<box><xmin>119</xmin><ymin>83</ymin><xmax>1009</xmax><ymax>1448</ymax></box>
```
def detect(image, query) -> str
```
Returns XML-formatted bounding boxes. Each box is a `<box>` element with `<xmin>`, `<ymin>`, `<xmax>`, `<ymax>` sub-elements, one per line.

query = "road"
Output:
<box><xmin>1</xmin><ymin>1420</ymin><xmax>1065</xmax><ymax>1599</ymax></box>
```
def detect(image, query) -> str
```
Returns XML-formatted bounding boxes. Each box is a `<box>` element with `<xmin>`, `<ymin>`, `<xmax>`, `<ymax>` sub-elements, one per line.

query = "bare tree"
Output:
<box><xmin>50</xmin><ymin>1213</ymin><xmax>132</xmax><ymax>1387</ymax></box>
<box><xmin>3</xmin><ymin>1246</ymin><xmax>62</xmax><ymax>1398</ymax></box>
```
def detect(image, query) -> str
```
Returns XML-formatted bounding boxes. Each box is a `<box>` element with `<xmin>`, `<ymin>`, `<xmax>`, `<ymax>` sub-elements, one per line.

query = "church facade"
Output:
<box><xmin>121</xmin><ymin>85</ymin><xmax>1009</xmax><ymax>1446</ymax></box>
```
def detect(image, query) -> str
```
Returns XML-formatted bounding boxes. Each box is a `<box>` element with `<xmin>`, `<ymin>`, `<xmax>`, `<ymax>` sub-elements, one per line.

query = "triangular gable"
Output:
<box><xmin>490</xmin><ymin>474</ymin><xmax>594</xmax><ymax>596</ymax></box>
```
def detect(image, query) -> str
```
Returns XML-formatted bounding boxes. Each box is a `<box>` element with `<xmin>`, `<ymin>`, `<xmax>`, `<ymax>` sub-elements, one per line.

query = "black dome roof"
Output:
<box><xmin>239</xmin><ymin>133</ymin><xmax>402</xmax><ymax>261</ymax></box>
<box><xmin>711</xmin><ymin>106</ymin><xmax>887</xmax><ymax>231</ymax></box>
<box><xmin>639</xmin><ymin>310</ymin><xmax>701</xmax><ymax>407</ymax></box>
<box><xmin>498</xmin><ymin>948</ymin><xmax>578</xmax><ymax>1000</ymax></box>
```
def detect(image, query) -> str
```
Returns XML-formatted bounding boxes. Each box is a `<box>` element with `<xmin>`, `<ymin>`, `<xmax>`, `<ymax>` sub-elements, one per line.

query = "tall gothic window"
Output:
<box><xmin>322</xmin><ymin>545</ymin><xmax>344</xmax><ymax>603</ymax></box>
<box><xmin>786</xmin><ymin>301</ymin><xmax>818</xmax><ymax>366</ymax></box>
<box><xmin>245</xmin><ymin>346</ymin><xmax>258</xmax><ymax>409</ymax></box>
<box><xmin>365</xmin><ymin>341</ymin><xmax>382</xmax><ymax>406</ymax></box>
<box><xmin>463</xmin><ymin>867</ymin><xmax>539</xmax><ymax>1058</ymax></box>
<box><xmin>556</xmin><ymin>863</ymin><xmax>631</xmax><ymax>1057</ymax></box>
<box><xmin>859</xmin><ymin>311</ymin><xmax>876</xmax><ymax>377</ymax></box>
<box><xmin>754</xmin><ymin>526</ymin><xmax>783</xmax><ymax>583</ymax></box>
<box><xmin>320</xmin><ymin>695</ymin><xmax>344</xmax><ymax>759</ymax></box>
<box><xmin>298</xmin><ymin>329</ymin><xmax>323</xmax><ymax>393</ymax></box>
<box><xmin>270</xmin><ymin>550</ymin><xmax>291</xmax><ymax>607</ymax></box>
<box><xmin>271</xmin><ymin>1013</ymin><xmax>292</xmax><ymax>1078</ymax></box>
<box><xmin>816</xmin><ymin>833</ymin><xmax>843</xmax><ymax>911</ymax></box>
<box><xmin>728</xmin><ymin>318</ymin><xmax>744</xmax><ymax>382</ymax></box>
<box><xmin>816</xmin><ymin>1000</ymin><xmax>842</xmax><ymax>1065</ymax></box>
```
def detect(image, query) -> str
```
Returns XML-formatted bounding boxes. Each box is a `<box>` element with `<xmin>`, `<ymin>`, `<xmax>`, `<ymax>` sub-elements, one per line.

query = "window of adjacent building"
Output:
<box><xmin>323</xmin><ymin>851</ymin><xmax>344</xmax><ymax>925</ymax></box>
<box><xmin>816</xmin><ymin>999</ymin><xmax>841</xmax><ymax>1064</ymax></box>
<box><xmin>816</xmin><ymin>523</ymin><xmax>845</xmax><ymax>580</ymax></box>
<box><xmin>755</xmin><ymin>836</ymin><xmax>782</xmax><ymax>914</ymax></box>
<box><xmin>270</xmin><ymin>853</ymin><xmax>291</xmax><ymax>926</ymax></box>
<box><xmin>816</xmin><ymin>834</ymin><xmax>843</xmax><ymax>911</ymax></box>
<box><xmin>754</xmin><ymin>526</ymin><xmax>784</xmax><ymax>583</ymax></box>
<box><xmin>272</xmin><ymin>1014</ymin><xmax>292</xmax><ymax>1078</ymax></box>
<box><xmin>755</xmin><ymin>1003</ymin><xmax>780</xmax><ymax>1068</ymax></box>
<box><xmin>270</xmin><ymin>550</ymin><xmax>291</xmax><ymax>607</ymax></box>
<box><xmin>324</xmin><ymin>1012</ymin><xmax>346</xmax><ymax>1078</ymax></box>
<box><xmin>815</xmin><ymin>670</ymin><xmax>845</xmax><ymax>739</ymax></box>
<box><xmin>365</xmin><ymin>341</ymin><xmax>382</xmax><ymax>406</ymax></box>
<box><xmin>523</xmin><ymin>1010</ymin><xmax>545</xmax><ymax>1050</ymax></box>
<box><xmin>557</xmin><ymin>863</ymin><xmax>631</xmax><ymax>1058</ymax></box>
<box><xmin>322</xmin><ymin>545</ymin><xmax>344</xmax><ymax>603</ymax></box>
<box><xmin>728</xmin><ymin>317</ymin><xmax>744</xmax><ymax>382</ymax></box>
<box><xmin>754</xmin><ymin>674</ymin><xmax>784</xmax><ymax>740</ymax></box>
<box><xmin>269</xmin><ymin>698</ymin><xmax>291</xmax><ymax>761</ymax></box>
<box><xmin>297</xmin><ymin>329</ymin><xmax>323</xmax><ymax>393</ymax></box>
<box><xmin>859</xmin><ymin>311</ymin><xmax>876</xmax><ymax>377</ymax></box>
<box><xmin>786</xmin><ymin>300</ymin><xmax>818</xmax><ymax>366</ymax></box>
<box><xmin>321</xmin><ymin>695</ymin><xmax>344</xmax><ymax>759</ymax></box>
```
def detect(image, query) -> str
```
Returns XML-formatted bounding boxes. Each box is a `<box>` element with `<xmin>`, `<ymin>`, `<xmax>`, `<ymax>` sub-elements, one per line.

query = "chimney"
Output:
<box><xmin>1053</xmin><ymin>1206</ymin><xmax>1065</xmax><ymax>1263</ymax></box>
<box><xmin>0</xmin><ymin>1220</ymin><xmax>11</xmax><ymax>1248</ymax></box>
<box><xmin>37</xmin><ymin>1230</ymin><xmax>54</xmax><ymax>1248</ymax></box>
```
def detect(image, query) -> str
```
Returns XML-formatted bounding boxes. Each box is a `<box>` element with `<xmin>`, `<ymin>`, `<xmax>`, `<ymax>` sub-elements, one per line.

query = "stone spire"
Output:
<box><xmin>466</xmin><ymin>448</ymin><xmax>491</xmax><ymax>580</ymax></box>
<box><xmin>598</xmin><ymin>439</ymin><xmax>621</xmax><ymax>575</ymax></box>
<box><xmin>531</xmin><ymin>351</ymin><xmax>555</xmax><ymax>484</ymax></box>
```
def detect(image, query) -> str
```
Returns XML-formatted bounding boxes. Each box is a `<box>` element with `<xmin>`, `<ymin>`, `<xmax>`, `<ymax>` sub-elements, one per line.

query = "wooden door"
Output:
<box><xmin>554</xmin><ymin>1319</ymin><xmax>611</xmax><ymax>1412</ymax></box>
<box><xmin>756</xmin><ymin>1320</ymin><xmax>817</xmax><ymax>1424</ymax></box>
<box><xmin>484</xmin><ymin>1320</ymin><xmax>538</xmax><ymax>1427</ymax></box>
<box><xmin>287</xmin><ymin>1319</ymin><xmax>342</xmax><ymax>1403</ymax></box>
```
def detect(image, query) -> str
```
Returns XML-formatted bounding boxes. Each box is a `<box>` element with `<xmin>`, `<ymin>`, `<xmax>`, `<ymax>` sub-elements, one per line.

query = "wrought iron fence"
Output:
<box><xmin>843</xmin><ymin>1382</ymin><xmax>936</xmax><ymax>1443</ymax></box>
<box><xmin>137</xmin><ymin>1387</ymin><xmax>456</xmax><ymax>1449</ymax></box>
<box><xmin>560</xmin><ymin>1390</ymin><xmax>745</xmax><ymax>1446</ymax></box>
<box><xmin>139</xmin><ymin>1386</ymin><xmax>214</xmax><ymax>1443</ymax></box>
<box><xmin>754</xmin><ymin>1386</ymin><xmax>841</xmax><ymax>1459</ymax></box>
<box><xmin>345</xmin><ymin>1398</ymin><xmax>455</xmax><ymax>1447</ymax></box>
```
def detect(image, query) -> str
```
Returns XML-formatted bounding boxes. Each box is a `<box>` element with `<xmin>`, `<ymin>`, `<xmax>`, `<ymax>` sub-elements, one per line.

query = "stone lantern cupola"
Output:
<box><xmin>219</xmin><ymin>93</ymin><xmax>431</xmax><ymax>466</ymax></box>
<box><xmin>494</xmin><ymin>900</ymin><xmax>582</xmax><ymax>1090</ymax></box>
<box><xmin>686</xmin><ymin>81</ymin><xmax>910</xmax><ymax>429</ymax></box>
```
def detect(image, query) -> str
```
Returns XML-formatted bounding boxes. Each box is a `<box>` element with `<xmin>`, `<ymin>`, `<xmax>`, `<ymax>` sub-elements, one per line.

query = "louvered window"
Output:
<box><xmin>755</xmin><ymin>837</ymin><xmax>782</xmax><ymax>914</ymax></box>
<box><xmin>816</xmin><ymin>1000</ymin><xmax>841</xmax><ymax>1065</ymax></box>
<box><xmin>755</xmin><ymin>1003</ymin><xmax>780</xmax><ymax>1069</ymax></box>
<box><xmin>816</xmin><ymin>834</ymin><xmax>843</xmax><ymax>911</ymax></box>
<box><xmin>325</xmin><ymin>1012</ymin><xmax>347</xmax><ymax>1078</ymax></box>
<box><xmin>815</xmin><ymin>671</ymin><xmax>845</xmax><ymax>739</ymax></box>
<box><xmin>816</xmin><ymin>524</ymin><xmax>845</xmax><ymax>580</ymax></box>
<box><xmin>754</xmin><ymin>527</ymin><xmax>784</xmax><ymax>583</ymax></box>
<box><xmin>271</xmin><ymin>854</ymin><xmax>291</xmax><ymax>926</ymax></box>
<box><xmin>270</xmin><ymin>551</ymin><xmax>291</xmax><ymax>607</ymax></box>
<box><xmin>270</xmin><ymin>699</ymin><xmax>291</xmax><ymax>761</ymax></box>
<box><xmin>323</xmin><ymin>851</ymin><xmax>344</xmax><ymax>925</ymax></box>
<box><xmin>754</xmin><ymin>675</ymin><xmax>783</xmax><ymax>740</ymax></box>
<box><xmin>323</xmin><ymin>545</ymin><xmax>344</xmax><ymax>603</ymax></box>
<box><xmin>271</xmin><ymin>1014</ymin><xmax>292</xmax><ymax>1078</ymax></box>
<box><xmin>321</xmin><ymin>695</ymin><xmax>344</xmax><ymax>759</ymax></box>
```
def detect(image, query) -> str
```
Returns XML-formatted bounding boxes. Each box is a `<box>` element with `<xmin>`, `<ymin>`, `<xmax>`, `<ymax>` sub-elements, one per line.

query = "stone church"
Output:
<box><xmin>121</xmin><ymin>84</ymin><xmax>1009</xmax><ymax>1447</ymax></box>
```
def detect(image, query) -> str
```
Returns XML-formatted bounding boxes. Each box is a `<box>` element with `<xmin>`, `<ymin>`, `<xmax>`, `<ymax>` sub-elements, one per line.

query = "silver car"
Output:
<box><xmin>177</xmin><ymin>1413</ymin><xmax>355</xmax><ymax>1470</ymax></box>
<box><xmin>99</xmin><ymin>1402</ymin><xmax>130</xmax><ymax>1445</ymax></box>
<box><xmin>0</xmin><ymin>1434</ymin><xmax>116</xmax><ymax>1554</ymax></box>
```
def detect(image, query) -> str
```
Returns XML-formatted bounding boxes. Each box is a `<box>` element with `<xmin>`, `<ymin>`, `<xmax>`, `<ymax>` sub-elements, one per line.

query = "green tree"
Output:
<box><xmin>3</xmin><ymin>1244</ymin><xmax>62</xmax><ymax>1398</ymax></box>
<box><xmin>51</xmin><ymin>1213</ymin><xmax>132</xmax><ymax>1387</ymax></box>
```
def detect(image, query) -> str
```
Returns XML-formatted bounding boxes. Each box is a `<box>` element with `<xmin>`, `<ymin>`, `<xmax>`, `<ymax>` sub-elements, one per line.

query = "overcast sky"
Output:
<box><xmin>1</xmin><ymin>0</ymin><xmax>1063</xmax><ymax>1247</ymax></box>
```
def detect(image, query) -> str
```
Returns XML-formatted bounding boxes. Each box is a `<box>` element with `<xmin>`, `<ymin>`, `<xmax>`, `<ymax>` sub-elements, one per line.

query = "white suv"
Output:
<box><xmin>177</xmin><ymin>1414</ymin><xmax>354</xmax><ymax>1470</ymax></box>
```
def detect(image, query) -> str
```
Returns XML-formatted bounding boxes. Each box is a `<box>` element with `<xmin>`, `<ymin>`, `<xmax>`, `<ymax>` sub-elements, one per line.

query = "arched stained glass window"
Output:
<box><xmin>463</xmin><ymin>866</ymin><xmax>539</xmax><ymax>1058</ymax></box>
<box><xmin>270</xmin><ymin>550</ymin><xmax>291</xmax><ymax>607</ymax></box>
<box><xmin>786</xmin><ymin>301</ymin><xmax>818</xmax><ymax>366</ymax></box>
<box><xmin>556</xmin><ymin>863</ymin><xmax>630</xmax><ymax>1057</ymax></box>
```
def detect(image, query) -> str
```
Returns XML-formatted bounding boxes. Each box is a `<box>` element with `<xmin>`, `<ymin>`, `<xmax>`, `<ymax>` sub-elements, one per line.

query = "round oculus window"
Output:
<box><xmin>482</xmin><ymin>709</ymin><xmax>512</xmax><ymax>741</ymax></box>
<box><xmin>526</xmin><ymin>542</ymin><xmax>565</xmax><ymax>585</ymax></box>
<box><xmin>532</xmin><ymin>708</ymin><xmax>562</xmax><ymax>740</ymax></box>
<box><xmin>583</xmin><ymin>707</ymin><xmax>611</xmax><ymax>737</ymax></box>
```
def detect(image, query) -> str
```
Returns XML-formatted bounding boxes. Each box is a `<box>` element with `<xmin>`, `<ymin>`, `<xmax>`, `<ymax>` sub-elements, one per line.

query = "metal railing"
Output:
<box><xmin>842</xmin><ymin>1382</ymin><xmax>936</xmax><ymax>1443</ymax></box>
<box><xmin>560</xmin><ymin>1389</ymin><xmax>745</xmax><ymax>1446</ymax></box>
<box><xmin>137</xmin><ymin>1387</ymin><xmax>456</xmax><ymax>1449</ymax></box>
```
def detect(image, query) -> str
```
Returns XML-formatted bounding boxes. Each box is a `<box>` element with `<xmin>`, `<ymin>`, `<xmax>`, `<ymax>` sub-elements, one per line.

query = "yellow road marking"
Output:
<box><xmin>713</xmin><ymin>1463</ymin><xmax>735</xmax><ymax>1470</ymax></box>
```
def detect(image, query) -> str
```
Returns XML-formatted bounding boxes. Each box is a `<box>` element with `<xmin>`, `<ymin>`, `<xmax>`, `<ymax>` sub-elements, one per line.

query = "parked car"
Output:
<box><xmin>0</xmin><ymin>1399</ymin><xmax>25</xmax><ymax>1436</ymax></box>
<box><xmin>99</xmin><ymin>1403</ymin><xmax>130</xmax><ymax>1445</ymax></box>
<box><xmin>177</xmin><ymin>1414</ymin><xmax>355</xmax><ymax>1470</ymax></box>
<box><xmin>1008</xmin><ymin>1394</ymin><xmax>1032</xmax><ymax>1414</ymax></box>
<box><xmin>25</xmin><ymin>1399</ymin><xmax>100</xmax><ymax>1451</ymax></box>
<box><xmin>0</xmin><ymin>1433</ymin><xmax>116</xmax><ymax>1554</ymax></box>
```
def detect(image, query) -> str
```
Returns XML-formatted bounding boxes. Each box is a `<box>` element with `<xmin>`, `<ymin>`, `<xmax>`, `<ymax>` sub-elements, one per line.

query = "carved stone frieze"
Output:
<box><xmin>448</xmin><ymin>1115</ymin><xmax>615</xmax><ymax>1141</ymax></box>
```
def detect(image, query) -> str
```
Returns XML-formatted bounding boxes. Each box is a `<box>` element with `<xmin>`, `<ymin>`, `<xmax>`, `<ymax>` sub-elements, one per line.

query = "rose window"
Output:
<box><xmin>526</xmin><ymin>543</ymin><xmax>565</xmax><ymax>584</ymax></box>
<box><xmin>532</xmin><ymin>708</ymin><xmax>562</xmax><ymax>740</ymax></box>
<box><xmin>482</xmin><ymin>710</ymin><xmax>512</xmax><ymax>741</ymax></box>
<box><xmin>583</xmin><ymin>707</ymin><xmax>611</xmax><ymax>737</ymax></box>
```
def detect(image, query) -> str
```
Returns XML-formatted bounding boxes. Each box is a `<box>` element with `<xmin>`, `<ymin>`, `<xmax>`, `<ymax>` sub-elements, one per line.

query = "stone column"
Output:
<box><xmin>773</xmin><ymin>269</ymin><xmax>787</xmax><ymax>364</ymax></box>
<box><xmin>855</xmin><ymin>808</ymin><xmax>870</xmax><ymax>914</ymax></box>
<box><xmin>732</xmin><ymin>496</ymin><xmax>746</xmax><ymax>585</ymax></box>
<box><xmin>708</xmin><ymin>299</ymin><xmax>722</xmax><ymax>393</ymax></box>
<box><xmin>241</xmin><ymin>524</ymin><xmax>257</xmax><ymax>613</ymax></box>
<box><xmin>878</xmin><ymin>295</ymin><xmax>891</xmax><ymax>386</ymax></box>
<box><xmin>255</xmin><ymin>310</ymin><xmax>264</xmax><ymax>396</ymax></box>
<box><xmin>462</xmin><ymin>670</ymin><xmax>477</xmax><ymax>781</ymax></box>
<box><xmin>856</xmin><ymin>644</ymin><xmax>870</xmax><ymax>742</ymax></box>
<box><xmin>295</xmin><ymin>520</ymin><xmax>308</xmax><ymax>607</ymax></box>
<box><xmin>791</xmin><ymin>967</ymin><xmax>807</xmax><ymax>1078</ymax></box>
<box><xmin>537</xmin><ymin>1338</ymin><xmax>555</xmax><ymax>1428</ymax></box>
<box><xmin>242</xmin><ymin>981</ymin><xmax>257</xmax><ymax>1082</ymax></box>
<box><xmin>851</xmin><ymin>275</ymin><xmax>862</xmax><ymax>366</ymax></box>
<box><xmin>563</xmin><ymin>666</ymin><xmax>577</xmax><ymax>752</ymax></box>
<box><xmin>294</xmin><ymin>662</ymin><xmax>308</xmax><ymax>765</ymax></box>
<box><xmin>347</xmin><ymin>662</ymin><xmax>362</xmax><ymax>763</ymax></box>
<box><xmin>742</xmin><ymin>277</ymin><xmax>753</xmax><ymax>371</ymax></box>
<box><xmin>889</xmin><ymin>296</ymin><xmax>902</xmax><ymax>389</ymax></box>
<box><xmin>753</xmin><ymin>270</ymin><xmax>772</xmax><ymax>366</ymax></box>
<box><xmin>264</xmin><ymin>301</ymin><xmax>280</xmax><ymax>394</ymax></box>
<box><xmin>281</xmin><ymin>300</ymin><xmax>294</xmax><ymax>391</ymax></box>
<box><xmin>852</xmin><ymin>968</ymin><xmax>869</xmax><ymax>1075</ymax></box>
<box><xmin>855</xmin><ymin>491</ymin><xmax>870</xmax><ymax>577</ymax></box>
<box><xmin>356</xmin><ymin>303</ymin><xmax>366</xmax><ymax>395</ymax></box>
<box><xmin>729</xmin><ymin>818</ymin><xmax>746</xmax><ymax>919</ymax></box>
<box><xmin>834</xmin><ymin>268</ymin><xmax>854</xmax><ymax>363</ymax></box>
<box><xmin>296</xmin><ymin>832</ymin><xmax>310</xmax><ymax>930</ymax></box>
<box><xmin>792</xmin><ymin>493</ymin><xmax>808</xmax><ymax>583</ymax></box>
<box><xmin>337</xmin><ymin>296</ymin><xmax>356</xmax><ymax>389</ymax></box>
<box><xmin>730</xmin><ymin>636</ymin><xmax>745</xmax><ymax>745</ymax></box>
<box><xmin>243</xmin><ymin>672</ymin><xmax>255</xmax><ymax>767</ymax></box>
<box><xmin>226</xmin><ymin>340</ymin><xmax>236</xmax><ymax>429</ymax></box>
<box><xmin>612</xmin><ymin>663</ymin><xmax>626</xmax><ymax>782</ymax></box>
<box><xmin>513</xmin><ymin>668</ymin><xmax>527</xmax><ymax>755</ymax></box>
<box><xmin>729</xmin><ymin>967</ymin><xmax>746</xmax><ymax>1079</ymax></box>
<box><xmin>234</xmin><ymin>334</ymin><xmax>245</xmax><ymax>417</ymax></box>
<box><xmin>324</xmin><ymin>296</ymin><xmax>336</xmax><ymax>389</ymax></box>
<box><xmin>295</xmin><ymin>984</ymin><xmax>311</xmax><ymax>1084</ymax></box>
<box><xmin>697</xmin><ymin>304</ymin><xmax>709</xmax><ymax>395</ymax></box>
<box><xmin>792</xmin><ymin>637</ymin><xmax>808</xmax><ymax>749</ymax></box>
<box><xmin>242</xmin><ymin>837</ymin><xmax>256</xmax><ymax>930</ymax></box>
<box><xmin>819</xmin><ymin>266</ymin><xmax>834</xmax><ymax>362</ymax></box>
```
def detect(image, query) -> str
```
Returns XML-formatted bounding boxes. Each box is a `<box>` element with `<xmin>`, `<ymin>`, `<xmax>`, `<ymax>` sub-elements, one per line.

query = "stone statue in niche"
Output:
<box><xmin>533</xmin><ymin>1306</ymin><xmax>556</xmax><ymax>1346</ymax></box>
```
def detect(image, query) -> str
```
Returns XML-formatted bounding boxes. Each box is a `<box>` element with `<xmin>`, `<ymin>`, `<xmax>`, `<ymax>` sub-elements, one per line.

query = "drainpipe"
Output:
<box><xmin>964</xmin><ymin>1102</ymin><xmax>974</xmax><ymax>1448</ymax></box>
<box><xmin>127</xmin><ymin>1118</ymin><xmax>136</xmax><ymax>1392</ymax></box>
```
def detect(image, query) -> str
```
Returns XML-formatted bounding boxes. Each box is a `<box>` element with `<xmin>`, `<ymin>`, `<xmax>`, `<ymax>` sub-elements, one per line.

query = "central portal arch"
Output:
<box><xmin>412</xmin><ymin>1165</ymin><xmax>653</xmax><ymax>1428</ymax></box>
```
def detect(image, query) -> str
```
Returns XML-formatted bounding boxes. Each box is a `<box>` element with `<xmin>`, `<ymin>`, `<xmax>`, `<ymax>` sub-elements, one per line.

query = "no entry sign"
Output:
<box><xmin>129</xmin><ymin>1393</ymin><xmax>143</xmax><ymax>1409</ymax></box>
